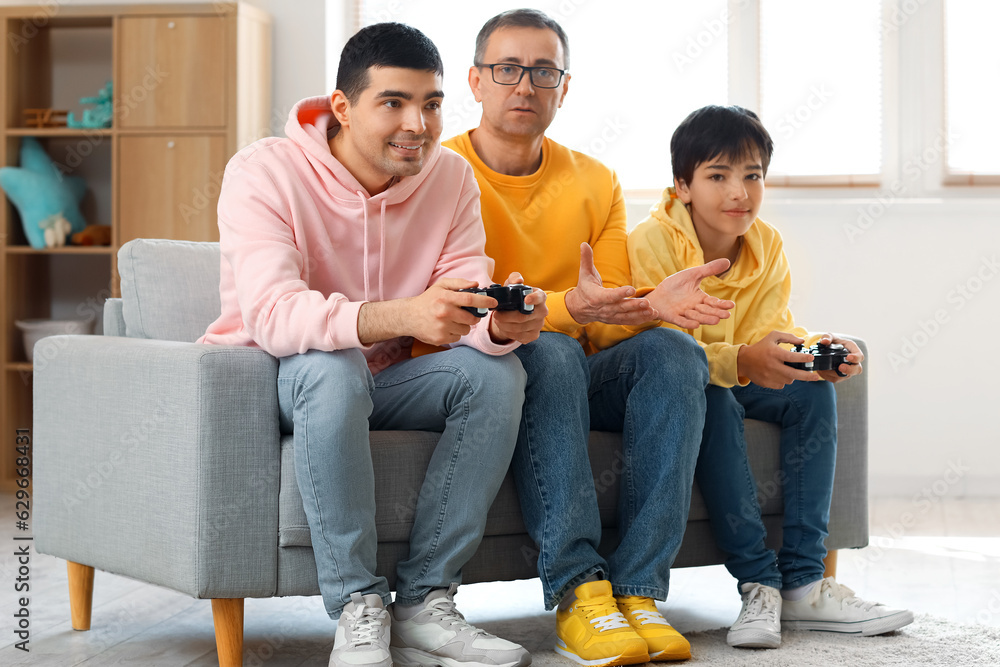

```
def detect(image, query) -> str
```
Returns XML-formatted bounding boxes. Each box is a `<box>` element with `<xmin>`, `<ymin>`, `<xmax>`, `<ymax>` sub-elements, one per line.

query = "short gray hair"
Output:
<box><xmin>474</xmin><ymin>9</ymin><xmax>570</xmax><ymax>69</ymax></box>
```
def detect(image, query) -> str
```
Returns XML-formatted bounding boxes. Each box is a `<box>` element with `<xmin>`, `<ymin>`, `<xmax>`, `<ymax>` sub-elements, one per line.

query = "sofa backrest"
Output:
<box><xmin>118</xmin><ymin>238</ymin><xmax>222</xmax><ymax>342</ymax></box>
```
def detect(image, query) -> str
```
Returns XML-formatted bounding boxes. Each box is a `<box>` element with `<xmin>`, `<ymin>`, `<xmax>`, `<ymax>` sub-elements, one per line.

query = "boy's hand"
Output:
<box><xmin>565</xmin><ymin>243</ymin><xmax>658</xmax><ymax>325</ymax></box>
<box><xmin>737</xmin><ymin>330</ymin><xmax>823</xmax><ymax>389</ymax></box>
<box><xmin>646</xmin><ymin>259</ymin><xmax>736</xmax><ymax>329</ymax></box>
<box><xmin>489</xmin><ymin>272</ymin><xmax>549</xmax><ymax>344</ymax></box>
<box><xmin>814</xmin><ymin>333</ymin><xmax>864</xmax><ymax>383</ymax></box>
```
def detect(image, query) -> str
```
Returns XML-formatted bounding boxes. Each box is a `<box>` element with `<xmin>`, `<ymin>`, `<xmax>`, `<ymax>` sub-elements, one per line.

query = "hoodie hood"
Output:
<box><xmin>648</xmin><ymin>186</ymin><xmax>770</xmax><ymax>290</ymax></box>
<box><xmin>284</xmin><ymin>96</ymin><xmax>441</xmax><ymax>206</ymax></box>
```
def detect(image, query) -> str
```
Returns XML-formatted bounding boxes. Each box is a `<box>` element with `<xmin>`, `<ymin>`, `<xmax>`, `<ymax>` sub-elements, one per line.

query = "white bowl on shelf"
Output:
<box><xmin>14</xmin><ymin>316</ymin><xmax>95</xmax><ymax>363</ymax></box>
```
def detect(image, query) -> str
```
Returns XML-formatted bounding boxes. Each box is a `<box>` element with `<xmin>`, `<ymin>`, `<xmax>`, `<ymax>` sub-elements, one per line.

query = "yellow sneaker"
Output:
<box><xmin>615</xmin><ymin>596</ymin><xmax>691</xmax><ymax>661</ymax></box>
<box><xmin>555</xmin><ymin>580</ymin><xmax>649</xmax><ymax>667</ymax></box>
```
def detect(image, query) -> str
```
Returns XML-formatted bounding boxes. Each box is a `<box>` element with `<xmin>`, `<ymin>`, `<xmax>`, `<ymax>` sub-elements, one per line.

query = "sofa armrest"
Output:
<box><xmin>33</xmin><ymin>335</ymin><xmax>281</xmax><ymax>599</ymax></box>
<box><xmin>827</xmin><ymin>335</ymin><xmax>869</xmax><ymax>550</ymax></box>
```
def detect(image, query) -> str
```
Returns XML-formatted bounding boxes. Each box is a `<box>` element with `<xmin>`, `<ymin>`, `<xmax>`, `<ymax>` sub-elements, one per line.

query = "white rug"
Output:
<box><xmin>477</xmin><ymin>613</ymin><xmax>1000</xmax><ymax>667</ymax></box>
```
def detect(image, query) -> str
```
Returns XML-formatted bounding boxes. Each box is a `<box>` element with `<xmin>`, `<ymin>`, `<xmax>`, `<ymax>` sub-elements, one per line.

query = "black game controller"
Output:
<box><xmin>785</xmin><ymin>343</ymin><xmax>850</xmax><ymax>376</ymax></box>
<box><xmin>460</xmin><ymin>284</ymin><xmax>535</xmax><ymax>317</ymax></box>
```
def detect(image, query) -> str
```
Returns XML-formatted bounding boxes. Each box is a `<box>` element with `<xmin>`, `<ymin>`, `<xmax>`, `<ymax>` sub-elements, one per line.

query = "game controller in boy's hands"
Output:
<box><xmin>784</xmin><ymin>342</ymin><xmax>851</xmax><ymax>377</ymax></box>
<box><xmin>460</xmin><ymin>284</ymin><xmax>535</xmax><ymax>317</ymax></box>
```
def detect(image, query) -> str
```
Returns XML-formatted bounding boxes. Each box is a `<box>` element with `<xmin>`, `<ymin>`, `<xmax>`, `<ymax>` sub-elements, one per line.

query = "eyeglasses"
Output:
<box><xmin>476</xmin><ymin>63</ymin><xmax>567</xmax><ymax>89</ymax></box>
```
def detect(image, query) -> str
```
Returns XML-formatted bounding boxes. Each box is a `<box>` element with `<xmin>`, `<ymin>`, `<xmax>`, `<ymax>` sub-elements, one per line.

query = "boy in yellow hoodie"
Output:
<box><xmin>628</xmin><ymin>106</ymin><xmax>913</xmax><ymax>649</ymax></box>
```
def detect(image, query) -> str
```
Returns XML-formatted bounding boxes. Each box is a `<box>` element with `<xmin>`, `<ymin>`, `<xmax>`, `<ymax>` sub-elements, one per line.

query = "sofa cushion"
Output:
<box><xmin>278</xmin><ymin>424</ymin><xmax>785</xmax><ymax>550</ymax></box>
<box><xmin>118</xmin><ymin>239</ymin><xmax>221</xmax><ymax>342</ymax></box>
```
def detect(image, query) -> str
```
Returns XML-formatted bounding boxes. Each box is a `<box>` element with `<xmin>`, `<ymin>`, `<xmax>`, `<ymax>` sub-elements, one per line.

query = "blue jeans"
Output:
<box><xmin>511</xmin><ymin>329</ymin><xmax>708</xmax><ymax>609</ymax></box>
<box><xmin>695</xmin><ymin>380</ymin><xmax>837</xmax><ymax>593</ymax></box>
<box><xmin>277</xmin><ymin>347</ymin><xmax>526</xmax><ymax>619</ymax></box>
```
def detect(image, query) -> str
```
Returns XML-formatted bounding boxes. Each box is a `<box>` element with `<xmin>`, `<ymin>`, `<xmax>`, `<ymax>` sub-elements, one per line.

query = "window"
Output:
<box><xmin>759</xmin><ymin>1</ymin><xmax>883</xmax><ymax>182</ymax></box>
<box><xmin>341</xmin><ymin>0</ymin><xmax>997</xmax><ymax>192</ymax></box>
<box><xmin>945</xmin><ymin>0</ymin><xmax>1000</xmax><ymax>182</ymax></box>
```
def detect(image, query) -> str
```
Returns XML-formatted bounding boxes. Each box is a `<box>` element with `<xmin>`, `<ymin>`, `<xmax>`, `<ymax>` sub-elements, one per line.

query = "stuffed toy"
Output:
<box><xmin>0</xmin><ymin>137</ymin><xmax>87</xmax><ymax>248</ymax></box>
<box><xmin>71</xmin><ymin>224</ymin><xmax>112</xmax><ymax>246</ymax></box>
<box><xmin>67</xmin><ymin>81</ymin><xmax>113</xmax><ymax>129</ymax></box>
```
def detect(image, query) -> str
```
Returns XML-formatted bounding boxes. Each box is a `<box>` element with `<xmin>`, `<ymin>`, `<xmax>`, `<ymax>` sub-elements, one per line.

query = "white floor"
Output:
<box><xmin>1</xmin><ymin>496</ymin><xmax>998</xmax><ymax>666</ymax></box>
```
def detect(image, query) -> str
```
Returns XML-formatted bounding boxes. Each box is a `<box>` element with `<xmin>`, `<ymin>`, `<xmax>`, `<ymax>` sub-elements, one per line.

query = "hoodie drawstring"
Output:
<box><xmin>358</xmin><ymin>192</ymin><xmax>388</xmax><ymax>303</ymax></box>
<box><xmin>358</xmin><ymin>191</ymin><xmax>370</xmax><ymax>302</ymax></box>
<box><xmin>379</xmin><ymin>200</ymin><xmax>387</xmax><ymax>301</ymax></box>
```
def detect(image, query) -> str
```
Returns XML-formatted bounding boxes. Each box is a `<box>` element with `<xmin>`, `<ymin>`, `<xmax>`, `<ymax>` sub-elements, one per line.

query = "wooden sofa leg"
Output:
<box><xmin>212</xmin><ymin>598</ymin><xmax>244</xmax><ymax>667</ymax></box>
<box><xmin>823</xmin><ymin>550</ymin><xmax>838</xmax><ymax>578</ymax></box>
<box><xmin>67</xmin><ymin>561</ymin><xmax>95</xmax><ymax>631</ymax></box>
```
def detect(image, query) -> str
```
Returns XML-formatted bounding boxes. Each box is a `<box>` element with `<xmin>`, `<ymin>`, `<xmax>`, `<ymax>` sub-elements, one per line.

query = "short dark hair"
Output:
<box><xmin>474</xmin><ymin>9</ymin><xmax>570</xmax><ymax>70</ymax></box>
<box><xmin>670</xmin><ymin>105</ymin><xmax>774</xmax><ymax>185</ymax></box>
<box><xmin>336</xmin><ymin>23</ymin><xmax>444</xmax><ymax>104</ymax></box>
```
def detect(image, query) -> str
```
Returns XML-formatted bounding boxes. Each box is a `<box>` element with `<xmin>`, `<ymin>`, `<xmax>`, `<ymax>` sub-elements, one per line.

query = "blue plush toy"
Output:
<box><xmin>67</xmin><ymin>81</ymin><xmax>113</xmax><ymax>129</ymax></box>
<box><xmin>0</xmin><ymin>137</ymin><xmax>87</xmax><ymax>248</ymax></box>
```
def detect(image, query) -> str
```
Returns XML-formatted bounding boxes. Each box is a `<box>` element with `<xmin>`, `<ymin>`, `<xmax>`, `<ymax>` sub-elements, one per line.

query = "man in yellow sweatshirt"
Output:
<box><xmin>444</xmin><ymin>9</ymin><xmax>735</xmax><ymax>666</ymax></box>
<box><xmin>628</xmin><ymin>105</ymin><xmax>913</xmax><ymax>649</ymax></box>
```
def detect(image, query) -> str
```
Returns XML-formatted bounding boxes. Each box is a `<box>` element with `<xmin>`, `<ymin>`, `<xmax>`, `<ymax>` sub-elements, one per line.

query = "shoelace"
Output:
<box><xmin>806</xmin><ymin>577</ymin><xmax>880</xmax><ymax>612</ymax></box>
<box><xmin>423</xmin><ymin>597</ymin><xmax>491</xmax><ymax>638</ymax></box>
<box><xmin>345</xmin><ymin>603</ymin><xmax>388</xmax><ymax>648</ymax></box>
<box><xmin>629</xmin><ymin>609</ymin><xmax>669</xmax><ymax>626</ymax></box>
<box><xmin>617</xmin><ymin>597</ymin><xmax>670</xmax><ymax>626</ymax></box>
<box><xmin>574</xmin><ymin>597</ymin><xmax>631</xmax><ymax>632</ymax></box>
<box><xmin>739</xmin><ymin>584</ymin><xmax>780</xmax><ymax>623</ymax></box>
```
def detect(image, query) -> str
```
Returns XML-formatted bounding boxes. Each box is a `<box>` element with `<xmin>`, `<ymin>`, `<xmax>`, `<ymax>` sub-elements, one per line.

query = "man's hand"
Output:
<box><xmin>358</xmin><ymin>278</ymin><xmax>495</xmax><ymax>346</ymax></box>
<box><xmin>645</xmin><ymin>259</ymin><xmax>735</xmax><ymax>329</ymax></box>
<box><xmin>814</xmin><ymin>333</ymin><xmax>864</xmax><ymax>383</ymax></box>
<box><xmin>488</xmin><ymin>272</ymin><xmax>549</xmax><ymax>344</ymax></box>
<box><xmin>737</xmin><ymin>330</ymin><xmax>822</xmax><ymax>389</ymax></box>
<box><xmin>564</xmin><ymin>243</ymin><xmax>658</xmax><ymax>325</ymax></box>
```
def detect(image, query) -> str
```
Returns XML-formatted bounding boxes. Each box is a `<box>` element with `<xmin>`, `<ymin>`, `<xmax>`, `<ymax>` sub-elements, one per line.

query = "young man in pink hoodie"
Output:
<box><xmin>199</xmin><ymin>23</ymin><xmax>545</xmax><ymax>667</ymax></box>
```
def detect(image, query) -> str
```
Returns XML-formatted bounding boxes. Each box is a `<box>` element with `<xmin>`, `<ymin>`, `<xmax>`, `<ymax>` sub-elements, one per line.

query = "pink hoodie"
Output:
<box><xmin>198</xmin><ymin>96</ymin><xmax>515</xmax><ymax>373</ymax></box>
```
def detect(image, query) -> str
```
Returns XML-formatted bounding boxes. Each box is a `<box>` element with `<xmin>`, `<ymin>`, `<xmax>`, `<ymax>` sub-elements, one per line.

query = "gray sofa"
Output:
<box><xmin>33</xmin><ymin>238</ymin><xmax>868</xmax><ymax>667</ymax></box>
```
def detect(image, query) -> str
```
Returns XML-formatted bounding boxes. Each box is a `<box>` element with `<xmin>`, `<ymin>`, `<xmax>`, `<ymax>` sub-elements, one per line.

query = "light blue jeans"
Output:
<box><xmin>277</xmin><ymin>346</ymin><xmax>526</xmax><ymax>619</ymax></box>
<box><xmin>511</xmin><ymin>329</ymin><xmax>709</xmax><ymax>609</ymax></box>
<box><xmin>695</xmin><ymin>380</ymin><xmax>837</xmax><ymax>593</ymax></box>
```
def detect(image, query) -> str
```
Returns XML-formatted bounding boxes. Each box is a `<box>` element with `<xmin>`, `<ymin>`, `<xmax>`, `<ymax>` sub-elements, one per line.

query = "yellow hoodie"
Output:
<box><xmin>445</xmin><ymin>130</ymin><xmax>647</xmax><ymax>355</ymax></box>
<box><xmin>628</xmin><ymin>188</ymin><xmax>808</xmax><ymax>388</ymax></box>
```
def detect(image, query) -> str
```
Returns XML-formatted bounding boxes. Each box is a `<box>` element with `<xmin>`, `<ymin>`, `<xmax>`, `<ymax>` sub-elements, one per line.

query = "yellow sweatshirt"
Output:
<box><xmin>628</xmin><ymin>188</ymin><xmax>808</xmax><ymax>388</ymax></box>
<box><xmin>444</xmin><ymin>131</ymin><xmax>644</xmax><ymax>355</ymax></box>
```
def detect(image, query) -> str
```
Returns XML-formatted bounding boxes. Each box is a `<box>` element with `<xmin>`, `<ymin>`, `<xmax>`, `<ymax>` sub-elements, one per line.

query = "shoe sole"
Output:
<box><xmin>648</xmin><ymin>647</ymin><xmax>692</xmax><ymax>661</ymax></box>
<box><xmin>553</xmin><ymin>645</ymin><xmax>650</xmax><ymax>667</ymax></box>
<box><xmin>391</xmin><ymin>646</ymin><xmax>530</xmax><ymax>667</ymax></box>
<box><xmin>726</xmin><ymin>628</ymin><xmax>781</xmax><ymax>649</ymax></box>
<box><xmin>781</xmin><ymin>610</ymin><xmax>915</xmax><ymax>636</ymax></box>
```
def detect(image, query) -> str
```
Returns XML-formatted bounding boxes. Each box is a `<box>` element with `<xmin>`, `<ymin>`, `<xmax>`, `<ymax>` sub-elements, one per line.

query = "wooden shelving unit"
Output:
<box><xmin>0</xmin><ymin>3</ymin><xmax>271</xmax><ymax>488</ymax></box>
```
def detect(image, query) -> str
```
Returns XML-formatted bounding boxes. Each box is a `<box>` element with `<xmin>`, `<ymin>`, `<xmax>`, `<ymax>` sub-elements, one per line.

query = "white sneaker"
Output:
<box><xmin>330</xmin><ymin>592</ymin><xmax>392</xmax><ymax>667</ymax></box>
<box><xmin>780</xmin><ymin>577</ymin><xmax>914</xmax><ymax>636</ymax></box>
<box><xmin>390</xmin><ymin>583</ymin><xmax>531</xmax><ymax>667</ymax></box>
<box><xmin>727</xmin><ymin>583</ymin><xmax>782</xmax><ymax>649</ymax></box>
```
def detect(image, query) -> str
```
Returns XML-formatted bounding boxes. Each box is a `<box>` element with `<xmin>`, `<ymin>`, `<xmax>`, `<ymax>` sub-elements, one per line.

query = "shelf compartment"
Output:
<box><xmin>3</xmin><ymin>134</ymin><xmax>113</xmax><ymax>247</ymax></box>
<box><xmin>5</xmin><ymin>17</ymin><xmax>113</xmax><ymax>131</ymax></box>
